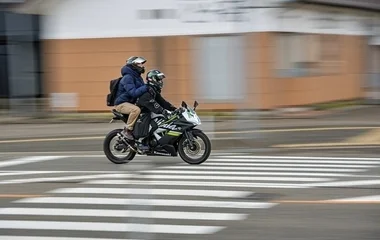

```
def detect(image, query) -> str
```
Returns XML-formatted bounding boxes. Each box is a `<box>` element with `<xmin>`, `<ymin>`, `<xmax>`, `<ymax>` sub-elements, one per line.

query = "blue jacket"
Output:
<box><xmin>114</xmin><ymin>65</ymin><xmax>147</xmax><ymax>105</ymax></box>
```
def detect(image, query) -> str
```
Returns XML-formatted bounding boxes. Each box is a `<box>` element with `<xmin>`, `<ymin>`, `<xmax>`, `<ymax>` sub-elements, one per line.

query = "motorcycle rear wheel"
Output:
<box><xmin>103</xmin><ymin>128</ymin><xmax>136</xmax><ymax>164</ymax></box>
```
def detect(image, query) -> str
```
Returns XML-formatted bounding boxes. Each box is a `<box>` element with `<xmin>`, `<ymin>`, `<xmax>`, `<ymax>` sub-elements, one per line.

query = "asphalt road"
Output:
<box><xmin>0</xmin><ymin>126</ymin><xmax>377</xmax><ymax>152</ymax></box>
<box><xmin>0</xmin><ymin>146</ymin><xmax>379</xmax><ymax>240</ymax></box>
<box><xmin>0</xmin><ymin>109</ymin><xmax>380</xmax><ymax>240</ymax></box>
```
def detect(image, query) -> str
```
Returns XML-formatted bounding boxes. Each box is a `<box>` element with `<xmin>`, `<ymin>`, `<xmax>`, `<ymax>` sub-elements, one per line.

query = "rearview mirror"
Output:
<box><xmin>193</xmin><ymin>101</ymin><xmax>199</xmax><ymax>110</ymax></box>
<box><xmin>181</xmin><ymin>101</ymin><xmax>188</xmax><ymax>109</ymax></box>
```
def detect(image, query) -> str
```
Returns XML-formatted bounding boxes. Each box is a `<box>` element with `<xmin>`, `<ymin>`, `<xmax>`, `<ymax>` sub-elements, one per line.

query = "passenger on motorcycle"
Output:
<box><xmin>114</xmin><ymin>56</ymin><xmax>148</xmax><ymax>141</ymax></box>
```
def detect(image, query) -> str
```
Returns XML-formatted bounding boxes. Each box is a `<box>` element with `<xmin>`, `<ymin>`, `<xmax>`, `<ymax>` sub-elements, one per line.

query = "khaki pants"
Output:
<box><xmin>115</xmin><ymin>102</ymin><xmax>141</xmax><ymax>131</ymax></box>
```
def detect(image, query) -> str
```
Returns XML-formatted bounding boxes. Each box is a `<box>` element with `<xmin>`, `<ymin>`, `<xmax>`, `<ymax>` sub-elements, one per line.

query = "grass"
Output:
<box><xmin>312</xmin><ymin>99</ymin><xmax>363</xmax><ymax>111</ymax></box>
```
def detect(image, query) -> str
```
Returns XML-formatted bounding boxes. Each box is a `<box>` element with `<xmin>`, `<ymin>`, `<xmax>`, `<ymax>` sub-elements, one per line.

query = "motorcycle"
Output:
<box><xmin>103</xmin><ymin>100</ymin><xmax>211</xmax><ymax>165</ymax></box>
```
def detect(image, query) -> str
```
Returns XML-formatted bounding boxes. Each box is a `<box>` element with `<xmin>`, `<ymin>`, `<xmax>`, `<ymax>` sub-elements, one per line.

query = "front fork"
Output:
<box><xmin>183</xmin><ymin>130</ymin><xmax>197</xmax><ymax>149</ymax></box>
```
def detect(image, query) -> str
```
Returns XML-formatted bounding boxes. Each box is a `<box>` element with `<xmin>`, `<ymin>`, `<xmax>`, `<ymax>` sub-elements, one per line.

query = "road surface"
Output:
<box><xmin>0</xmin><ymin>111</ymin><xmax>380</xmax><ymax>240</ymax></box>
<box><xmin>0</xmin><ymin>149</ymin><xmax>379</xmax><ymax>240</ymax></box>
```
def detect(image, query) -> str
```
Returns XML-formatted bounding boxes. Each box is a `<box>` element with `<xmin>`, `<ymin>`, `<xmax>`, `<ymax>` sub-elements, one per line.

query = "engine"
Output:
<box><xmin>149</xmin><ymin>138</ymin><xmax>158</xmax><ymax>148</ymax></box>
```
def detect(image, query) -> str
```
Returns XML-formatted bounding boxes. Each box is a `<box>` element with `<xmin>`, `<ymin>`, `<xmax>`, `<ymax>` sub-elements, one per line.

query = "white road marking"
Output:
<box><xmin>304</xmin><ymin>179</ymin><xmax>380</xmax><ymax>187</ymax></box>
<box><xmin>140</xmin><ymin>170</ymin><xmax>353</xmax><ymax>177</ymax></box>
<box><xmin>327</xmin><ymin>195</ymin><xmax>380</xmax><ymax>202</ymax></box>
<box><xmin>197</xmin><ymin>162</ymin><xmax>376</xmax><ymax>168</ymax></box>
<box><xmin>82</xmin><ymin>179</ymin><xmax>310</xmax><ymax>188</ymax></box>
<box><xmin>15</xmin><ymin>197</ymin><xmax>278</xmax><ymax>209</ymax></box>
<box><xmin>0</xmin><ymin>156</ymin><xmax>68</xmax><ymax>168</ymax></box>
<box><xmin>0</xmin><ymin>220</ymin><xmax>224</xmax><ymax>234</ymax></box>
<box><xmin>0</xmin><ymin>171</ymin><xmax>124</xmax><ymax>177</ymax></box>
<box><xmin>219</xmin><ymin>155</ymin><xmax>380</xmax><ymax>161</ymax></box>
<box><xmin>0</xmin><ymin>207</ymin><xmax>247</xmax><ymax>221</ymax></box>
<box><xmin>48</xmin><ymin>187</ymin><xmax>253</xmax><ymax>198</ymax></box>
<box><xmin>162</xmin><ymin>165</ymin><xmax>365</xmax><ymax>172</ymax></box>
<box><xmin>208</xmin><ymin>158</ymin><xmax>380</xmax><ymax>164</ymax></box>
<box><xmin>0</xmin><ymin>237</ymin><xmax>137</xmax><ymax>240</ymax></box>
<box><xmin>0</xmin><ymin>173</ymin><xmax>131</xmax><ymax>185</ymax></box>
<box><xmin>139</xmin><ymin>175</ymin><xmax>333</xmax><ymax>182</ymax></box>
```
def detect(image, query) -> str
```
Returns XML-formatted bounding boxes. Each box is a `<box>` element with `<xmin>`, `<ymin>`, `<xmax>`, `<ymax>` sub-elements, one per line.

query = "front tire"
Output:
<box><xmin>103</xmin><ymin>128</ymin><xmax>136</xmax><ymax>164</ymax></box>
<box><xmin>178</xmin><ymin>130</ymin><xmax>211</xmax><ymax>165</ymax></box>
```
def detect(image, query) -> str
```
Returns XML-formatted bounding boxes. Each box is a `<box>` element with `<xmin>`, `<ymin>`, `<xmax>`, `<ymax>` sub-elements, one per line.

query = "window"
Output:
<box><xmin>275</xmin><ymin>33</ymin><xmax>341</xmax><ymax>78</ymax></box>
<box><xmin>193</xmin><ymin>35</ymin><xmax>245</xmax><ymax>101</ymax></box>
<box><xmin>368</xmin><ymin>46</ymin><xmax>380</xmax><ymax>88</ymax></box>
<box><xmin>366</xmin><ymin>45</ymin><xmax>380</xmax><ymax>102</ymax></box>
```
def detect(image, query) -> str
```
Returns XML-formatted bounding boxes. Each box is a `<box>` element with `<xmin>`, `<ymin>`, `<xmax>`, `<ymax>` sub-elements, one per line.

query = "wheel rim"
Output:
<box><xmin>109</xmin><ymin>134</ymin><xmax>132</xmax><ymax>160</ymax></box>
<box><xmin>182</xmin><ymin>135</ymin><xmax>207</xmax><ymax>161</ymax></box>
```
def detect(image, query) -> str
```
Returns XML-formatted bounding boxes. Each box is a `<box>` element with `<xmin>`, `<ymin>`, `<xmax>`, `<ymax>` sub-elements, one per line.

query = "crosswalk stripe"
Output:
<box><xmin>327</xmin><ymin>195</ymin><xmax>380</xmax><ymax>202</ymax></box>
<box><xmin>0</xmin><ymin>220</ymin><xmax>224</xmax><ymax>234</ymax></box>
<box><xmin>82</xmin><ymin>180</ymin><xmax>310</xmax><ymax>188</ymax></box>
<box><xmin>138</xmin><ymin>175</ymin><xmax>332</xmax><ymax>182</ymax></box>
<box><xmin>0</xmin><ymin>174</ymin><xmax>131</xmax><ymax>185</ymax></box>
<box><xmin>0</xmin><ymin>170</ymin><xmax>125</xmax><ymax>174</ymax></box>
<box><xmin>174</xmin><ymin>162</ymin><xmax>377</xmax><ymax>168</ymax></box>
<box><xmin>219</xmin><ymin>155</ymin><xmax>380</xmax><ymax>161</ymax></box>
<box><xmin>0</xmin><ymin>156</ymin><xmax>68</xmax><ymax>168</ymax></box>
<box><xmin>0</xmin><ymin>172</ymin><xmax>62</xmax><ymax>177</ymax></box>
<box><xmin>4</xmin><ymin>154</ymin><xmax>377</xmax><ymax>239</ymax></box>
<box><xmin>0</xmin><ymin>171</ymin><xmax>124</xmax><ymax>177</ymax></box>
<box><xmin>0</xmin><ymin>207</ymin><xmax>247</xmax><ymax>221</ymax></box>
<box><xmin>304</xmin><ymin>179</ymin><xmax>380</xmax><ymax>187</ymax></box>
<box><xmin>207</xmin><ymin>158</ymin><xmax>380</xmax><ymax>164</ymax></box>
<box><xmin>140</xmin><ymin>170</ymin><xmax>353</xmax><ymax>177</ymax></box>
<box><xmin>15</xmin><ymin>197</ymin><xmax>278</xmax><ymax>209</ymax></box>
<box><xmin>163</xmin><ymin>166</ymin><xmax>365</xmax><ymax>172</ymax></box>
<box><xmin>48</xmin><ymin>187</ymin><xmax>253</xmax><ymax>198</ymax></box>
<box><xmin>0</xmin><ymin>237</ymin><xmax>136</xmax><ymax>240</ymax></box>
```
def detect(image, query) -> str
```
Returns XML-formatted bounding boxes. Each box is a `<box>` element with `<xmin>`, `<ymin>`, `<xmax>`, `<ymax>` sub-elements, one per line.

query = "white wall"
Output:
<box><xmin>39</xmin><ymin>0</ymin><xmax>380</xmax><ymax>40</ymax></box>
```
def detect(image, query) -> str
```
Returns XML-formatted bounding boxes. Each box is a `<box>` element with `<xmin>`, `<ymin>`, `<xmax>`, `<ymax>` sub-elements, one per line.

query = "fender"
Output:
<box><xmin>174</xmin><ymin>128</ymin><xmax>202</xmax><ymax>151</ymax></box>
<box><xmin>189</xmin><ymin>128</ymin><xmax>203</xmax><ymax>134</ymax></box>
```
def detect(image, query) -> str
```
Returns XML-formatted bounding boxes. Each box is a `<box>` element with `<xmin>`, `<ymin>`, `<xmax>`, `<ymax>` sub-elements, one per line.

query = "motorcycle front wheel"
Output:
<box><xmin>178</xmin><ymin>130</ymin><xmax>211</xmax><ymax>165</ymax></box>
<box><xmin>103</xmin><ymin>128</ymin><xmax>136</xmax><ymax>164</ymax></box>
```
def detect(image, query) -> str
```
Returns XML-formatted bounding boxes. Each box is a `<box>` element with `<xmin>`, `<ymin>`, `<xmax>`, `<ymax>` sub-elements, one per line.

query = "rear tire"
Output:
<box><xmin>103</xmin><ymin>129</ymin><xmax>136</xmax><ymax>164</ymax></box>
<box><xmin>178</xmin><ymin>130</ymin><xmax>211</xmax><ymax>165</ymax></box>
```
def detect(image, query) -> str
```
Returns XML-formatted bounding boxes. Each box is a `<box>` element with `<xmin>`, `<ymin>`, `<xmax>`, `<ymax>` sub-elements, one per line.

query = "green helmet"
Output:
<box><xmin>146</xmin><ymin>69</ymin><xmax>165</xmax><ymax>92</ymax></box>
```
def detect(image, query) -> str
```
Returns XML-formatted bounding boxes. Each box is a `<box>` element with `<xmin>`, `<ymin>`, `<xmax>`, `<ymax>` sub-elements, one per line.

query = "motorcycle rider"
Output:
<box><xmin>134</xmin><ymin>69</ymin><xmax>177</xmax><ymax>151</ymax></box>
<box><xmin>136</xmin><ymin>69</ymin><xmax>177</xmax><ymax>118</ymax></box>
<box><xmin>114</xmin><ymin>56</ymin><xmax>148</xmax><ymax>140</ymax></box>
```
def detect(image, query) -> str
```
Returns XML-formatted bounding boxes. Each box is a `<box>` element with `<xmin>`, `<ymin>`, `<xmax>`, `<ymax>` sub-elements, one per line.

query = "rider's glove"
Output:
<box><xmin>162</xmin><ymin>109</ymin><xmax>171</xmax><ymax>119</ymax></box>
<box><xmin>169</xmin><ymin>105</ymin><xmax>177</xmax><ymax>111</ymax></box>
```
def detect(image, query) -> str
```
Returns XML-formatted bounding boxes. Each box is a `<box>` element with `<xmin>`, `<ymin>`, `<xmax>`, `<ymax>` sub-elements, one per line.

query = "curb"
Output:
<box><xmin>3</xmin><ymin>126</ymin><xmax>380</xmax><ymax>142</ymax></box>
<box><xmin>0</xmin><ymin>137</ymin><xmax>275</xmax><ymax>153</ymax></box>
<box><xmin>0</xmin><ymin>105</ymin><xmax>375</xmax><ymax>124</ymax></box>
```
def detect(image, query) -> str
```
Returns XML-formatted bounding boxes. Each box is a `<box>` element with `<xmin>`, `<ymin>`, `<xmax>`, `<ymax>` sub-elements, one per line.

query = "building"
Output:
<box><xmin>4</xmin><ymin>0</ymin><xmax>380</xmax><ymax>112</ymax></box>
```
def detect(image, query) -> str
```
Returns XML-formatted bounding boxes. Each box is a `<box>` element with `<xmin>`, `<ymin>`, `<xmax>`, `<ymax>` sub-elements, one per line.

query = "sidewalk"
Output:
<box><xmin>0</xmin><ymin>106</ymin><xmax>379</xmax><ymax>153</ymax></box>
<box><xmin>0</xmin><ymin>105</ymin><xmax>370</xmax><ymax>124</ymax></box>
<box><xmin>0</xmin><ymin>108</ymin><xmax>358</xmax><ymax>124</ymax></box>
<box><xmin>0</xmin><ymin>105</ymin><xmax>379</xmax><ymax>141</ymax></box>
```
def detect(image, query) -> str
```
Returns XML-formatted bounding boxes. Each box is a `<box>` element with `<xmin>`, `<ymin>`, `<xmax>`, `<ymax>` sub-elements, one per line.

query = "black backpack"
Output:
<box><xmin>106</xmin><ymin>77</ymin><xmax>122</xmax><ymax>107</ymax></box>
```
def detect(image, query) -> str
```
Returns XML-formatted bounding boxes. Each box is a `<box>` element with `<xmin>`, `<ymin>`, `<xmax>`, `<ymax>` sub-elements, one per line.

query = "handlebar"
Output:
<box><xmin>172</xmin><ymin>107</ymin><xmax>185</xmax><ymax>115</ymax></box>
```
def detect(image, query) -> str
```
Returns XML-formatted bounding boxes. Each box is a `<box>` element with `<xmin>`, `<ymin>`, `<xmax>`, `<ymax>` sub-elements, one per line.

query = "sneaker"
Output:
<box><xmin>138</xmin><ymin>144</ymin><xmax>150</xmax><ymax>152</ymax></box>
<box><xmin>122</xmin><ymin>128</ymin><xmax>134</xmax><ymax>140</ymax></box>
